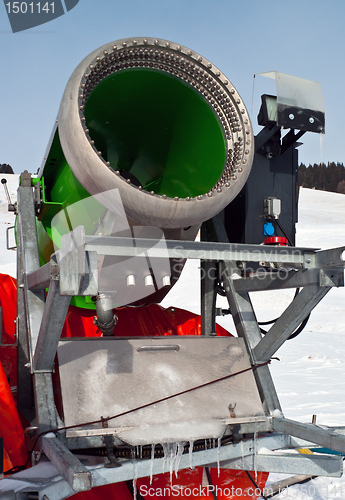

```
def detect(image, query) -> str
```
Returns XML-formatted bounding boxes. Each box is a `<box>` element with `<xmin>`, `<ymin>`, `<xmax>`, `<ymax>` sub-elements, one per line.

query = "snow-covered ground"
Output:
<box><xmin>0</xmin><ymin>175</ymin><xmax>345</xmax><ymax>499</ymax></box>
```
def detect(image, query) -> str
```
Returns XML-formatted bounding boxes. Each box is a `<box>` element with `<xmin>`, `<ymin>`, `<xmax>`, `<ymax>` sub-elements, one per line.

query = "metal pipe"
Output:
<box><xmin>94</xmin><ymin>294</ymin><xmax>118</xmax><ymax>336</ymax></box>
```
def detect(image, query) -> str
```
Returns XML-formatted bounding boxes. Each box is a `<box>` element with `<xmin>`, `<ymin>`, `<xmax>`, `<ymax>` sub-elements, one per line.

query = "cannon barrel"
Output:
<box><xmin>39</xmin><ymin>37</ymin><xmax>253</xmax><ymax>226</ymax></box>
<box><xmin>37</xmin><ymin>37</ymin><xmax>254</xmax><ymax>306</ymax></box>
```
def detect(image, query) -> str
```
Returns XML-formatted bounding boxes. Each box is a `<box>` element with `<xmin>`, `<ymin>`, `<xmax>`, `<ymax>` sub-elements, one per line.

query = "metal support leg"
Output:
<box><xmin>202</xmin><ymin>215</ymin><xmax>281</xmax><ymax>414</ymax></box>
<box><xmin>200</xmin><ymin>221</ymin><xmax>218</xmax><ymax>335</ymax></box>
<box><xmin>33</xmin><ymin>372</ymin><xmax>58</xmax><ymax>433</ymax></box>
<box><xmin>17</xmin><ymin>236</ymin><xmax>34</xmax><ymax>415</ymax></box>
<box><xmin>16</xmin><ymin>173</ymin><xmax>65</xmax><ymax>433</ymax></box>
<box><xmin>200</xmin><ymin>261</ymin><xmax>217</xmax><ymax>335</ymax></box>
<box><xmin>16</xmin><ymin>174</ymin><xmax>45</xmax><ymax>416</ymax></box>
<box><xmin>220</xmin><ymin>260</ymin><xmax>282</xmax><ymax>414</ymax></box>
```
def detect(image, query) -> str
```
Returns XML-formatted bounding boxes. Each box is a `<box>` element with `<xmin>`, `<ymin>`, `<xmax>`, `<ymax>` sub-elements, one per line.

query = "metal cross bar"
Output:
<box><xmin>233</xmin><ymin>267</ymin><xmax>344</xmax><ymax>293</ymax></box>
<box><xmin>216</xmin><ymin>452</ymin><xmax>343</xmax><ymax>477</ymax></box>
<box><xmin>84</xmin><ymin>235</ymin><xmax>315</xmax><ymax>267</ymax></box>
<box><xmin>306</xmin><ymin>246</ymin><xmax>345</xmax><ymax>269</ymax></box>
<box><xmin>273</xmin><ymin>417</ymin><xmax>345</xmax><ymax>455</ymax></box>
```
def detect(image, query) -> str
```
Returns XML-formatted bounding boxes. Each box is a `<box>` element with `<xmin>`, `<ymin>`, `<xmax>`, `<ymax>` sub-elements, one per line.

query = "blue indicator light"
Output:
<box><xmin>264</xmin><ymin>222</ymin><xmax>275</xmax><ymax>236</ymax></box>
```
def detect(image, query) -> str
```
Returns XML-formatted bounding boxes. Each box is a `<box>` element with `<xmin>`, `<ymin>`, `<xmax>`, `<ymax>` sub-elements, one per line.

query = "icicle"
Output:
<box><xmin>160</xmin><ymin>442</ymin><xmax>182</xmax><ymax>483</ymax></box>
<box><xmin>150</xmin><ymin>444</ymin><xmax>155</xmax><ymax>485</ymax></box>
<box><xmin>133</xmin><ymin>461</ymin><xmax>138</xmax><ymax>500</ymax></box>
<box><xmin>175</xmin><ymin>442</ymin><xmax>185</xmax><ymax>478</ymax></box>
<box><xmin>217</xmin><ymin>437</ymin><xmax>221</xmax><ymax>477</ymax></box>
<box><xmin>169</xmin><ymin>443</ymin><xmax>178</xmax><ymax>484</ymax></box>
<box><xmin>162</xmin><ymin>443</ymin><xmax>168</xmax><ymax>473</ymax></box>
<box><xmin>189</xmin><ymin>440</ymin><xmax>194</xmax><ymax>470</ymax></box>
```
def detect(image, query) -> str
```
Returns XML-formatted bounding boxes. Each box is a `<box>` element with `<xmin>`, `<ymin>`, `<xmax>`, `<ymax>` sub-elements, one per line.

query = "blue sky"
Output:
<box><xmin>0</xmin><ymin>0</ymin><xmax>344</xmax><ymax>173</ymax></box>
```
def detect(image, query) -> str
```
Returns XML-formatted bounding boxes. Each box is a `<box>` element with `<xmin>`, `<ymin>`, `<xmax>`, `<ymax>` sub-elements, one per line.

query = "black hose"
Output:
<box><xmin>205</xmin><ymin>467</ymin><xmax>219</xmax><ymax>500</ymax></box>
<box><xmin>259</xmin><ymin>287</ymin><xmax>310</xmax><ymax>340</ymax></box>
<box><xmin>245</xmin><ymin>471</ymin><xmax>269</xmax><ymax>500</ymax></box>
<box><xmin>257</xmin><ymin>214</ymin><xmax>311</xmax><ymax>341</ymax></box>
<box><xmin>275</xmin><ymin>218</ymin><xmax>294</xmax><ymax>247</ymax></box>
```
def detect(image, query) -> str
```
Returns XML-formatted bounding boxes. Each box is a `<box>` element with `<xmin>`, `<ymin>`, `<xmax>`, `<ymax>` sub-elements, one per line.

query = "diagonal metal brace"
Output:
<box><xmin>32</xmin><ymin>279</ymin><xmax>71</xmax><ymax>372</ymax></box>
<box><xmin>42</xmin><ymin>434</ymin><xmax>92</xmax><ymax>492</ymax></box>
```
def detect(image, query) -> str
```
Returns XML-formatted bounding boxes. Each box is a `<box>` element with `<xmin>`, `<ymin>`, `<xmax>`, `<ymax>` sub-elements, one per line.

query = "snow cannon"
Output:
<box><xmin>6</xmin><ymin>40</ymin><xmax>345</xmax><ymax>500</ymax></box>
<box><xmin>36</xmin><ymin>37</ymin><xmax>254</xmax><ymax>307</ymax></box>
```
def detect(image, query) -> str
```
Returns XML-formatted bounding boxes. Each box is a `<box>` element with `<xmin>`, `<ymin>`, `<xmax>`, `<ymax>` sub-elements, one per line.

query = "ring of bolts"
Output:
<box><xmin>77</xmin><ymin>38</ymin><xmax>253</xmax><ymax>201</ymax></box>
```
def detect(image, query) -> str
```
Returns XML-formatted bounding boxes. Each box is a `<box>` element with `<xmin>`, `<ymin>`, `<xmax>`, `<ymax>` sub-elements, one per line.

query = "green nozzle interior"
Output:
<box><xmin>84</xmin><ymin>68</ymin><xmax>226</xmax><ymax>198</ymax></box>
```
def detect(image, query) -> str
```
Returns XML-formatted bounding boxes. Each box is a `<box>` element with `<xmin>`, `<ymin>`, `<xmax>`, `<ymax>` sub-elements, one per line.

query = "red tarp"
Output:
<box><xmin>0</xmin><ymin>274</ymin><xmax>268</xmax><ymax>498</ymax></box>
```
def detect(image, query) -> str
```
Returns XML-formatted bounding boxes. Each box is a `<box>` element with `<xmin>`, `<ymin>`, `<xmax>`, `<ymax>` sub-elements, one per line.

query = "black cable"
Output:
<box><xmin>258</xmin><ymin>318</ymin><xmax>278</xmax><ymax>326</ymax></box>
<box><xmin>126</xmin><ymin>480</ymin><xmax>146</xmax><ymax>500</ymax></box>
<box><xmin>257</xmin><ymin>288</ymin><xmax>300</xmax><ymax>326</ymax></box>
<box><xmin>245</xmin><ymin>471</ymin><xmax>269</xmax><ymax>500</ymax></box>
<box><xmin>260</xmin><ymin>314</ymin><xmax>310</xmax><ymax>339</ymax></box>
<box><xmin>275</xmin><ymin>218</ymin><xmax>294</xmax><ymax>247</ymax></box>
<box><xmin>259</xmin><ymin>286</ymin><xmax>310</xmax><ymax>340</ymax></box>
<box><xmin>258</xmin><ymin>215</ymin><xmax>311</xmax><ymax>341</ymax></box>
<box><xmin>205</xmin><ymin>467</ymin><xmax>219</xmax><ymax>500</ymax></box>
<box><xmin>286</xmin><ymin>313</ymin><xmax>311</xmax><ymax>339</ymax></box>
<box><xmin>3</xmin><ymin>465</ymin><xmax>27</xmax><ymax>476</ymax></box>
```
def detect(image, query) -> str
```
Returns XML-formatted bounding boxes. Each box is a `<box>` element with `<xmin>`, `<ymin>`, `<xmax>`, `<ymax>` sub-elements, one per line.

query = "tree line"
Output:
<box><xmin>0</xmin><ymin>164</ymin><xmax>14</xmax><ymax>174</ymax></box>
<box><xmin>298</xmin><ymin>162</ymin><xmax>345</xmax><ymax>194</ymax></box>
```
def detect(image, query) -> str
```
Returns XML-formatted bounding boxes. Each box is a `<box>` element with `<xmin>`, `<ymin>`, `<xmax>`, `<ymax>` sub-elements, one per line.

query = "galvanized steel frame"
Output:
<box><xmin>11</xmin><ymin>175</ymin><xmax>345</xmax><ymax>498</ymax></box>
